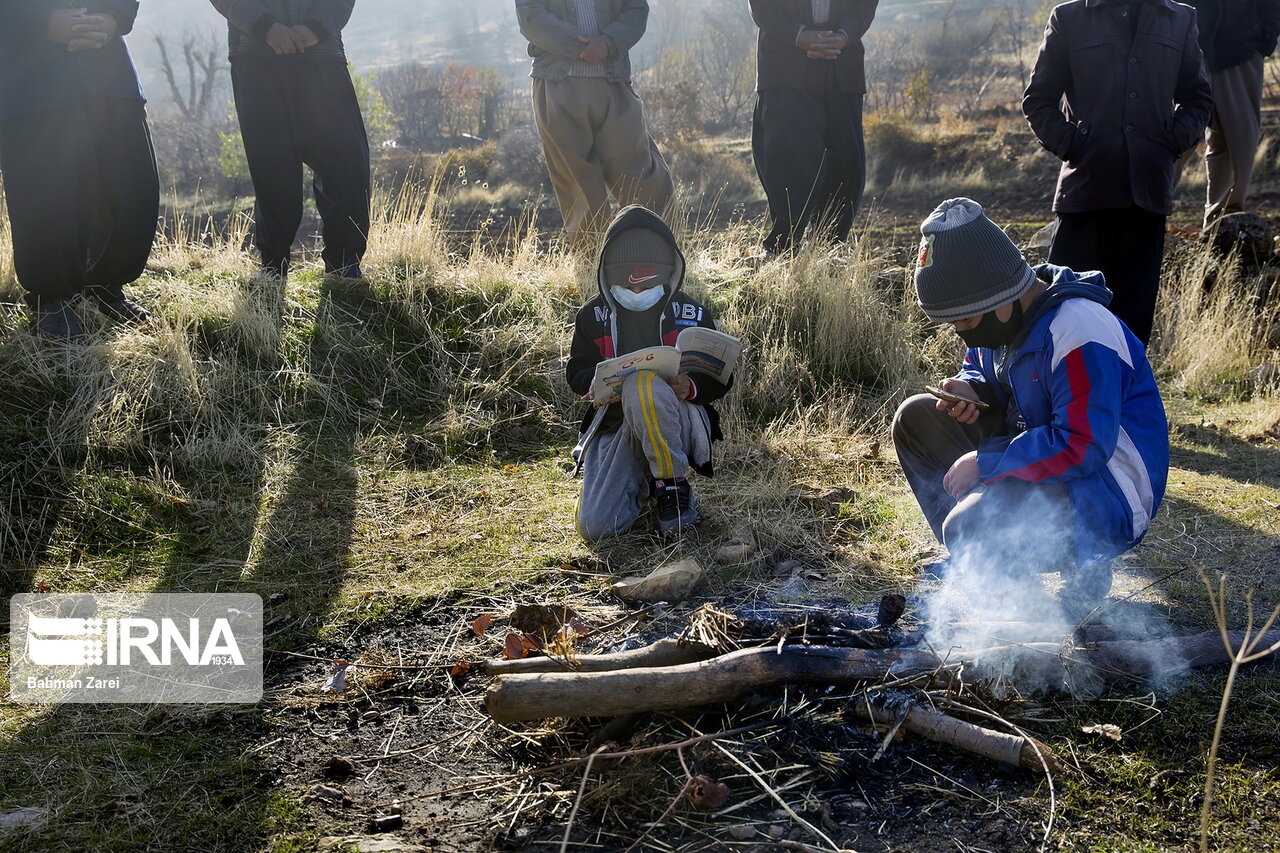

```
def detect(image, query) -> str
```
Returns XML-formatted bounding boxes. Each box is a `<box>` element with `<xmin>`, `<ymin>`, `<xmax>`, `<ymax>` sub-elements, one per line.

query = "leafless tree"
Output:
<box><xmin>154</xmin><ymin>31</ymin><xmax>223</xmax><ymax>123</ymax></box>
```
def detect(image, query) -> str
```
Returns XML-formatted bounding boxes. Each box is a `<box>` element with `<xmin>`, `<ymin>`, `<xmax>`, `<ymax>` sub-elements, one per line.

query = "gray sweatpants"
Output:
<box><xmin>892</xmin><ymin>393</ymin><xmax>1075</xmax><ymax>573</ymax></box>
<box><xmin>576</xmin><ymin>370</ymin><xmax>710</xmax><ymax>541</ymax></box>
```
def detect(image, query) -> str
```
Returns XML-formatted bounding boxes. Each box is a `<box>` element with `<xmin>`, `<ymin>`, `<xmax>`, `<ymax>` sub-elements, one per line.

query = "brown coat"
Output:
<box><xmin>750</xmin><ymin>0</ymin><xmax>878</xmax><ymax>95</ymax></box>
<box><xmin>1022</xmin><ymin>0</ymin><xmax>1212</xmax><ymax>216</ymax></box>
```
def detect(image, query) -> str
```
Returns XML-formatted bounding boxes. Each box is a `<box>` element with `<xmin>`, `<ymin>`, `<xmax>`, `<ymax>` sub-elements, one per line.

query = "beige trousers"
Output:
<box><xmin>1204</xmin><ymin>54</ymin><xmax>1265</xmax><ymax>226</ymax></box>
<box><xmin>531</xmin><ymin>76</ymin><xmax>674</xmax><ymax>246</ymax></box>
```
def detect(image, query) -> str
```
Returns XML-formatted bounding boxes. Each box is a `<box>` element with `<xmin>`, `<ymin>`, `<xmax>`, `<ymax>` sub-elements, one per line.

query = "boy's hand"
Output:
<box><xmin>943</xmin><ymin>451</ymin><xmax>981</xmax><ymax>500</ymax></box>
<box><xmin>577</xmin><ymin>35</ymin><xmax>608</xmax><ymax>63</ymax></box>
<box><xmin>67</xmin><ymin>13</ymin><xmax>118</xmax><ymax>51</ymax></box>
<box><xmin>266</xmin><ymin>22</ymin><xmax>305</xmax><ymax>55</ymax></box>
<box><xmin>667</xmin><ymin>373</ymin><xmax>693</xmax><ymax>402</ymax></box>
<box><xmin>291</xmin><ymin>25</ymin><xmax>320</xmax><ymax>49</ymax></box>
<box><xmin>935</xmin><ymin>378</ymin><xmax>983</xmax><ymax>425</ymax></box>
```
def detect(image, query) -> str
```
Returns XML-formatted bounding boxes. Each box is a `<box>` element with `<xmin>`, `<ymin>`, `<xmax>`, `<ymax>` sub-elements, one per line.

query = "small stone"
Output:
<box><xmin>771</xmin><ymin>559</ymin><xmax>803</xmax><ymax>577</ymax></box>
<box><xmin>613</xmin><ymin>558</ymin><xmax>705</xmax><ymax>604</ymax></box>
<box><xmin>367</xmin><ymin>814</ymin><xmax>404</xmax><ymax>833</ymax></box>
<box><xmin>768</xmin><ymin>824</ymin><xmax>786</xmax><ymax>840</ymax></box>
<box><xmin>0</xmin><ymin>807</ymin><xmax>45</xmax><ymax>831</ymax></box>
<box><xmin>728</xmin><ymin>825</ymin><xmax>755</xmax><ymax>841</ymax></box>
<box><xmin>361</xmin><ymin>710</ymin><xmax>382</xmax><ymax>722</ymax></box>
<box><xmin>1248</xmin><ymin>362</ymin><xmax>1280</xmax><ymax>387</ymax></box>
<box><xmin>323</xmin><ymin>755</ymin><xmax>356</xmax><ymax>780</ymax></box>
<box><xmin>310</xmin><ymin>784</ymin><xmax>344</xmax><ymax>803</ymax></box>
<box><xmin>771</xmin><ymin>808</ymin><xmax>790</xmax><ymax>821</ymax></box>
<box><xmin>268</xmin><ymin>592</ymin><xmax>288</xmax><ymax>605</ymax></box>
<box><xmin>714</xmin><ymin>525</ymin><xmax>759</xmax><ymax>564</ymax></box>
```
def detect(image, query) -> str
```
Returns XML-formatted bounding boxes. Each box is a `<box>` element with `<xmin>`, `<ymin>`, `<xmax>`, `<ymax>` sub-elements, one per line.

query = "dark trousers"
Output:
<box><xmin>1048</xmin><ymin>207</ymin><xmax>1166</xmax><ymax>345</ymax></box>
<box><xmin>230</xmin><ymin>56</ymin><xmax>371</xmax><ymax>273</ymax></box>
<box><xmin>892</xmin><ymin>394</ymin><xmax>1075</xmax><ymax>572</ymax></box>
<box><xmin>752</xmin><ymin>76</ymin><xmax>866</xmax><ymax>255</ymax></box>
<box><xmin>0</xmin><ymin>98</ymin><xmax>158</xmax><ymax>308</ymax></box>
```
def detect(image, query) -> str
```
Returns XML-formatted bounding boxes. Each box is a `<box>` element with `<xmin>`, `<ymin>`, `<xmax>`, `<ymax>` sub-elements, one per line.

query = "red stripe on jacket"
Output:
<box><xmin>996</xmin><ymin>347</ymin><xmax>1094</xmax><ymax>482</ymax></box>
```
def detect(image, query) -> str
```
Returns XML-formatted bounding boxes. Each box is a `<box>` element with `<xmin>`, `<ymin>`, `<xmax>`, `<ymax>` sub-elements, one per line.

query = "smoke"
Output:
<box><xmin>921</xmin><ymin>485</ymin><xmax>1187</xmax><ymax>696</ymax></box>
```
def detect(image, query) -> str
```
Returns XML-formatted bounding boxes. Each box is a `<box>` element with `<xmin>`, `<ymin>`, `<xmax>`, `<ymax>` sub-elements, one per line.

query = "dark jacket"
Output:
<box><xmin>0</xmin><ymin>0</ymin><xmax>144</xmax><ymax>123</ymax></box>
<box><xmin>567</xmin><ymin>206</ymin><xmax>730</xmax><ymax>474</ymax></box>
<box><xmin>515</xmin><ymin>0</ymin><xmax>647</xmax><ymax>83</ymax></box>
<box><xmin>1022</xmin><ymin>0</ymin><xmax>1213</xmax><ymax>216</ymax></box>
<box><xmin>209</xmin><ymin>0</ymin><xmax>353</xmax><ymax>61</ymax></box>
<box><xmin>1182</xmin><ymin>0</ymin><xmax>1280</xmax><ymax>70</ymax></box>
<box><xmin>750</xmin><ymin>0</ymin><xmax>878</xmax><ymax>95</ymax></box>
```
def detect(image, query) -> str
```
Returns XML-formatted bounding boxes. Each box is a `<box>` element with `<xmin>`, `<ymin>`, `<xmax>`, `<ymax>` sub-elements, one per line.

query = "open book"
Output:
<box><xmin>590</xmin><ymin>327</ymin><xmax>742</xmax><ymax>405</ymax></box>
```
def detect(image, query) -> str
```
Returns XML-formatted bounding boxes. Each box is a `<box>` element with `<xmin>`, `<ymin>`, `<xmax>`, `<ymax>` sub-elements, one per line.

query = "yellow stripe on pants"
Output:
<box><xmin>639</xmin><ymin>371</ymin><xmax>673</xmax><ymax>479</ymax></box>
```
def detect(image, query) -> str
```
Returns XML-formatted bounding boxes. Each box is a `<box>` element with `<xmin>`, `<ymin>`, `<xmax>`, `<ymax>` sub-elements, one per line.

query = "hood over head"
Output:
<box><xmin>596</xmin><ymin>206</ymin><xmax>686</xmax><ymax>311</ymax></box>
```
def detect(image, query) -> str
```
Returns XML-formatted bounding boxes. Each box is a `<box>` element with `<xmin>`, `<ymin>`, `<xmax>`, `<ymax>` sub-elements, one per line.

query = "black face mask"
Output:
<box><xmin>957</xmin><ymin>300</ymin><xmax>1024</xmax><ymax>350</ymax></box>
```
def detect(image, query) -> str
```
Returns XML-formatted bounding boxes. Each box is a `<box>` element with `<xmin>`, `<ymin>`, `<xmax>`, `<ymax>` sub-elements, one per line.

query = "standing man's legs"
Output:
<box><xmin>0</xmin><ymin>107</ymin><xmax>93</xmax><ymax>313</ymax></box>
<box><xmin>814</xmin><ymin>87</ymin><xmax>867</xmax><ymax>245</ymax></box>
<box><xmin>595</xmin><ymin>82</ymin><xmax>673</xmax><ymax>218</ymax></box>
<box><xmin>1204</xmin><ymin>55</ymin><xmax>1265</xmax><ymax>226</ymax></box>
<box><xmin>532</xmin><ymin>77</ymin><xmax>613</xmax><ymax>245</ymax></box>
<box><xmin>297</xmin><ymin>62</ymin><xmax>371</xmax><ymax>276</ymax></box>
<box><xmin>84</xmin><ymin>99</ymin><xmax>159</xmax><ymax>314</ymax></box>
<box><xmin>232</xmin><ymin>56</ymin><xmax>305</xmax><ymax>275</ymax></box>
<box><xmin>752</xmin><ymin>88</ymin><xmax>829</xmax><ymax>255</ymax></box>
<box><xmin>1049</xmin><ymin>208</ymin><xmax>1165</xmax><ymax>345</ymax></box>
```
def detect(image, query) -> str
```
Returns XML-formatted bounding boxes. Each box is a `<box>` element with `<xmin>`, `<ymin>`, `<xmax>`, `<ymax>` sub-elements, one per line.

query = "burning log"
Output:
<box><xmin>853</xmin><ymin>697</ymin><xmax>1060</xmax><ymax>774</ymax></box>
<box><xmin>484</xmin><ymin>639</ymin><xmax>717</xmax><ymax>675</ymax></box>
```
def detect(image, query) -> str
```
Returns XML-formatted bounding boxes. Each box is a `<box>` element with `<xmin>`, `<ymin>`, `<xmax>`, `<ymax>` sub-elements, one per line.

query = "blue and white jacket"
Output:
<box><xmin>955</xmin><ymin>264</ymin><xmax>1169</xmax><ymax>568</ymax></box>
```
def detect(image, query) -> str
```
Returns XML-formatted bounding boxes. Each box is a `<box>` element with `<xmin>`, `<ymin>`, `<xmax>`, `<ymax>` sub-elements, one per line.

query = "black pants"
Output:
<box><xmin>230</xmin><ymin>56</ymin><xmax>371</xmax><ymax>273</ymax></box>
<box><xmin>1048</xmin><ymin>207</ymin><xmax>1166</xmax><ymax>345</ymax></box>
<box><xmin>0</xmin><ymin>98</ymin><xmax>158</xmax><ymax>308</ymax></box>
<box><xmin>752</xmin><ymin>75</ymin><xmax>865</xmax><ymax>255</ymax></box>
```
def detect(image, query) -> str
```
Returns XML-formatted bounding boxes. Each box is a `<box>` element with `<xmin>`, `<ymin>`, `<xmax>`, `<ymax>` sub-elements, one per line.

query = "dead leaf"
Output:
<box><xmin>471</xmin><ymin>614</ymin><xmax>492</xmax><ymax>636</ymax></box>
<box><xmin>687</xmin><ymin>775</ymin><xmax>729</xmax><ymax>810</ymax></box>
<box><xmin>1081</xmin><ymin>723</ymin><xmax>1123</xmax><ymax>741</ymax></box>
<box><xmin>504</xmin><ymin>632</ymin><xmax>528</xmax><ymax>660</ymax></box>
<box><xmin>449</xmin><ymin>661</ymin><xmax>471</xmax><ymax>680</ymax></box>
<box><xmin>568</xmin><ymin>617</ymin><xmax>590</xmax><ymax>636</ymax></box>
<box><xmin>35</xmin><ymin>582</ymin><xmax>52</xmax><ymax>593</ymax></box>
<box><xmin>323</xmin><ymin>662</ymin><xmax>350</xmax><ymax>693</ymax></box>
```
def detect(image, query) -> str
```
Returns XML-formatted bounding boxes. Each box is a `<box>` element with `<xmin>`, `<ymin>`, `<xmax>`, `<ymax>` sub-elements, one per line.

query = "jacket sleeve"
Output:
<box><xmin>209</xmin><ymin>0</ymin><xmax>274</xmax><ymax>35</ymax></box>
<box><xmin>600</xmin><ymin>0</ymin><xmax>648</xmax><ymax>56</ymax></box>
<box><xmin>0</xmin><ymin>0</ymin><xmax>63</xmax><ymax>38</ymax></box>
<box><xmin>750</xmin><ymin>0</ymin><xmax>806</xmax><ymax>45</ymax></box>
<box><xmin>566</xmin><ymin>306</ymin><xmax>603</xmax><ymax>397</ymax></box>
<box><xmin>975</xmin><ymin>340</ymin><xmax>1124</xmax><ymax>486</ymax></box>
<box><xmin>1169</xmin><ymin>16</ymin><xmax>1213</xmax><ymax>155</ymax></box>
<box><xmin>1261</xmin><ymin>0</ymin><xmax>1280</xmax><ymax>57</ymax></box>
<box><xmin>303</xmin><ymin>0</ymin><xmax>355</xmax><ymax>41</ymax></box>
<box><xmin>1022</xmin><ymin>8</ymin><xmax>1081</xmax><ymax>162</ymax></box>
<box><xmin>515</xmin><ymin>0</ymin><xmax>586</xmax><ymax>59</ymax></box>
<box><xmin>953</xmin><ymin>349</ymin><xmax>1002</xmax><ymax>410</ymax></box>
<box><xmin>91</xmin><ymin>0</ymin><xmax>139</xmax><ymax>35</ymax></box>
<box><xmin>833</xmin><ymin>0</ymin><xmax>878</xmax><ymax>41</ymax></box>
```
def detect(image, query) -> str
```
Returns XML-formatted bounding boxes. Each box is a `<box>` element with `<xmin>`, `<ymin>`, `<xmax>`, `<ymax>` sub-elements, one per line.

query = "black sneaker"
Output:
<box><xmin>86</xmin><ymin>285</ymin><xmax>150</xmax><ymax>324</ymax></box>
<box><xmin>654</xmin><ymin>477</ymin><xmax>699</xmax><ymax>536</ymax></box>
<box><xmin>31</xmin><ymin>300</ymin><xmax>84</xmax><ymax>341</ymax></box>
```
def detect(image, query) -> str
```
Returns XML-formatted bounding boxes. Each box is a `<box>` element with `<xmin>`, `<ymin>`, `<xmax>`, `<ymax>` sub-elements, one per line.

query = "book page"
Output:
<box><xmin>675</xmin><ymin>327</ymin><xmax>742</xmax><ymax>384</ymax></box>
<box><xmin>589</xmin><ymin>347</ymin><xmax>681</xmax><ymax>404</ymax></box>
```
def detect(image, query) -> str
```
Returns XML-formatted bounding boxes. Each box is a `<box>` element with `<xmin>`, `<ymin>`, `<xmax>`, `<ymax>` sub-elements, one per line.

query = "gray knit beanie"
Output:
<box><xmin>603</xmin><ymin>227</ymin><xmax>676</xmax><ymax>290</ymax></box>
<box><xmin>913</xmin><ymin>198</ymin><xmax>1036</xmax><ymax>323</ymax></box>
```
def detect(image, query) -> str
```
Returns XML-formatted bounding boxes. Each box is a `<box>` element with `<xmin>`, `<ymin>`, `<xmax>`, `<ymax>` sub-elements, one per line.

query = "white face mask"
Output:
<box><xmin>611</xmin><ymin>284</ymin><xmax>666</xmax><ymax>312</ymax></box>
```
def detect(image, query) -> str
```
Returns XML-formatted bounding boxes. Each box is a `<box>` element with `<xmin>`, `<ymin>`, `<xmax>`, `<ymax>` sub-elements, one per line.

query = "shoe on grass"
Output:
<box><xmin>654</xmin><ymin>477</ymin><xmax>699</xmax><ymax>536</ymax></box>
<box><xmin>31</xmin><ymin>300</ymin><xmax>84</xmax><ymax>341</ymax></box>
<box><xmin>86</xmin><ymin>285</ymin><xmax>150</xmax><ymax>324</ymax></box>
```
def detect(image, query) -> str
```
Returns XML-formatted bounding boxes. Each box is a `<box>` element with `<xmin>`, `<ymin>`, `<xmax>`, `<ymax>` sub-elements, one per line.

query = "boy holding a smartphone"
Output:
<box><xmin>893</xmin><ymin>198</ymin><xmax>1169</xmax><ymax>609</ymax></box>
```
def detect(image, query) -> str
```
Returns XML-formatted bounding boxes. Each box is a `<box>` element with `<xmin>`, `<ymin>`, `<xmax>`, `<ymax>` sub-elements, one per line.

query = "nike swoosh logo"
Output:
<box><xmin>628</xmin><ymin>274</ymin><xmax>659</xmax><ymax>284</ymax></box>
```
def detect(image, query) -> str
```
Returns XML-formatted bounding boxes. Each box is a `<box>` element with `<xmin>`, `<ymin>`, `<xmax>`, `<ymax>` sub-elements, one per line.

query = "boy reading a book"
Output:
<box><xmin>567</xmin><ymin>206</ymin><xmax>733</xmax><ymax>539</ymax></box>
